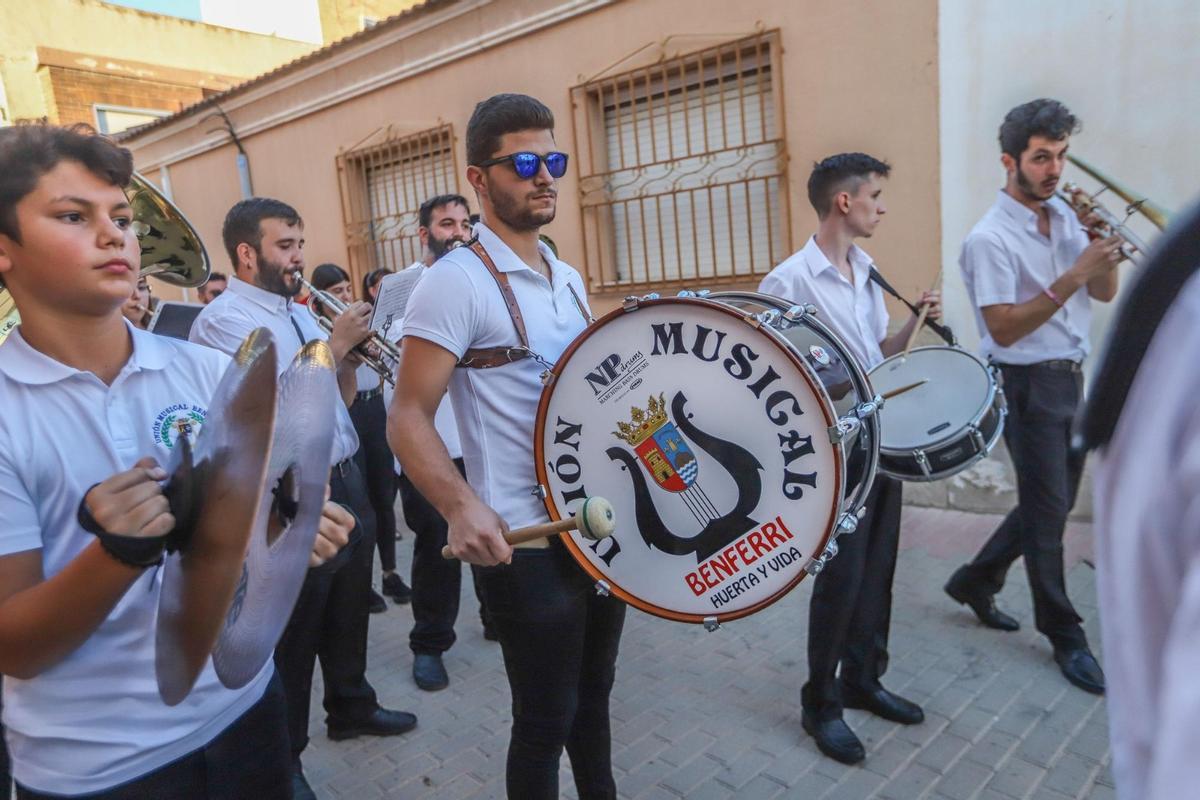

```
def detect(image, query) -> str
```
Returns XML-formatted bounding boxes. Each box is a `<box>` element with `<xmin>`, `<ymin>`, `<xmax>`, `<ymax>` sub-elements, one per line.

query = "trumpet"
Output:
<box><xmin>297</xmin><ymin>276</ymin><xmax>401</xmax><ymax>386</ymax></box>
<box><xmin>1056</xmin><ymin>153</ymin><xmax>1171</xmax><ymax>265</ymax></box>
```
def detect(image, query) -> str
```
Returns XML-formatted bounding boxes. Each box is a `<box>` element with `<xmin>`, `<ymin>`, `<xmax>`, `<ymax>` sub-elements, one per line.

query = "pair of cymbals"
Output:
<box><xmin>155</xmin><ymin>330</ymin><xmax>338</xmax><ymax>705</ymax></box>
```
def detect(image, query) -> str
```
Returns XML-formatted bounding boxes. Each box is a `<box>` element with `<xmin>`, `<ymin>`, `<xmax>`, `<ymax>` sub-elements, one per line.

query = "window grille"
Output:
<box><xmin>337</xmin><ymin>124</ymin><xmax>458</xmax><ymax>281</ymax></box>
<box><xmin>572</xmin><ymin>31</ymin><xmax>789</xmax><ymax>291</ymax></box>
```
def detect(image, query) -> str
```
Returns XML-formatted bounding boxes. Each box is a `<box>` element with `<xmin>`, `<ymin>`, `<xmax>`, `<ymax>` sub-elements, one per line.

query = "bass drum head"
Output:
<box><xmin>869</xmin><ymin>347</ymin><xmax>993</xmax><ymax>451</ymax></box>
<box><xmin>536</xmin><ymin>297</ymin><xmax>843</xmax><ymax>624</ymax></box>
<box><xmin>709</xmin><ymin>291</ymin><xmax>879</xmax><ymax>519</ymax></box>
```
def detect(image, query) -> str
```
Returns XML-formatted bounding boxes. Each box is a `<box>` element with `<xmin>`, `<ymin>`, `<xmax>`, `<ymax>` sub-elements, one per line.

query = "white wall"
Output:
<box><xmin>938</xmin><ymin>0</ymin><xmax>1200</xmax><ymax>363</ymax></box>
<box><xmin>200</xmin><ymin>0</ymin><xmax>323</xmax><ymax>43</ymax></box>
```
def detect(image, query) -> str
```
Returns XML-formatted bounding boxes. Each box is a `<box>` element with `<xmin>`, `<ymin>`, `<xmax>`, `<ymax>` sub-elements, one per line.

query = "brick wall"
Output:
<box><xmin>42</xmin><ymin>65</ymin><xmax>206</xmax><ymax>128</ymax></box>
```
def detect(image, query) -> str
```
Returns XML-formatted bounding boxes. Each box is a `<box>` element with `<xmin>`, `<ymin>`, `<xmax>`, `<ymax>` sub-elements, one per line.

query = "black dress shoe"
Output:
<box><xmin>292</xmin><ymin>762</ymin><xmax>317</xmax><ymax>800</ymax></box>
<box><xmin>482</xmin><ymin>623</ymin><xmax>499</xmax><ymax>642</ymax></box>
<box><xmin>382</xmin><ymin>572</ymin><xmax>412</xmax><ymax>604</ymax></box>
<box><xmin>842</xmin><ymin>684</ymin><xmax>925</xmax><ymax>725</ymax></box>
<box><xmin>368</xmin><ymin>587</ymin><xmax>387</xmax><ymax>614</ymax></box>
<box><xmin>944</xmin><ymin>570</ymin><xmax>1020</xmax><ymax>631</ymax></box>
<box><xmin>413</xmin><ymin>653</ymin><xmax>450</xmax><ymax>691</ymax></box>
<box><xmin>1054</xmin><ymin>647</ymin><xmax>1106</xmax><ymax>695</ymax></box>
<box><xmin>801</xmin><ymin>711</ymin><xmax>865</xmax><ymax>765</ymax></box>
<box><xmin>327</xmin><ymin>707</ymin><xmax>418</xmax><ymax>741</ymax></box>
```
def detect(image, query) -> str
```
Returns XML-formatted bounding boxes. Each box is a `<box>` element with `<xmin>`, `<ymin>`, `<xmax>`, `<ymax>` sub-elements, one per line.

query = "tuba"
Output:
<box><xmin>1057</xmin><ymin>154</ymin><xmax>1171</xmax><ymax>265</ymax></box>
<box><xmin>0</xmin><ymin>172</ymin><xmax>211</xmax><ymax>345</ymax></box>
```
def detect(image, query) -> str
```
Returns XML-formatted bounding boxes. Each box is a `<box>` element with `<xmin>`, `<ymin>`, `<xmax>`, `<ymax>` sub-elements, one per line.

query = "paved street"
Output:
<box><xmin>306</xmin><ymin>505</ymin><xmax>1113</xmax><ymax>799</ymax></box>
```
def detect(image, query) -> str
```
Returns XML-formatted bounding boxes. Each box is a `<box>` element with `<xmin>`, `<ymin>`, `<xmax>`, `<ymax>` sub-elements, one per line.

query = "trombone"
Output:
<box><xmin>1056</xmin><ymin>153</ymin><xmax>1171</xmax><ymax>265</ymax></box>
<box><xmin>298</xmin><ymin>277</ymin><xmax>401</xmax><ymax>386</ymax></box>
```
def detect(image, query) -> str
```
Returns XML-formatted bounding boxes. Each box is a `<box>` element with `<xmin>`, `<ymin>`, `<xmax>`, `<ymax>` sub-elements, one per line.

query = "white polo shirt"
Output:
<box><xmin>1094</xmin><ymin>270</ymin><xmax>1200</xmax><ymax>800</ymax></box>
<box><xmin>960</xmin><ymin>190</ymin><xmax>1092</xmax><ymax>364</ymax></box>
<box><xmin>0</xmin><ymin>322</ymin><xmax>271</xmax><ymax>795</ymax></box>
<box><xmin>189</xmin><ymin>275</ymin><xmax>358</xmax><ymax>464</ymax></box>
<box><xmin>382</xmin><ymin>263</ymin><xmax>462</xmax><ymax>472</ymax></box>
<box><xmin>402</xmin><ymin>223</ymin><xmax>590</xmax><ymax>529</ymax></box>
<box><xmin>758</xmin><ymin>234</ymin><xmax>889</xmax><ymax>370</ymax></box>
<box><xmin>356</xmin><ymin>362</ymin><xmax>382</xmax><ymax>393</ymax></box>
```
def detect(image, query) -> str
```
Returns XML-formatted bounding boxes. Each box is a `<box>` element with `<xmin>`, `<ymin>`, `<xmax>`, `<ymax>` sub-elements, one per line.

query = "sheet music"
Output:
<box><xmin>371</xmin><ymin>264</ymin><xmax>424</xmax><ymax>343</ymax></box>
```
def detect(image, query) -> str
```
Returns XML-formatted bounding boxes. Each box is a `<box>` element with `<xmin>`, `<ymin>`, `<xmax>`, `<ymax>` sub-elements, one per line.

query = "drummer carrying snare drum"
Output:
<box><xmin>758</xmin><ymin>153</ymin><xmax>941</xmax><ymax>765</ymax></box>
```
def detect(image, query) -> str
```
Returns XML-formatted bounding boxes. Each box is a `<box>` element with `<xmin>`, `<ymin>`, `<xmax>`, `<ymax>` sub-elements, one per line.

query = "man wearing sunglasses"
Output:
<box><xmin>390</xmin><ymin>93</ymin><xmax>625</xmax><ymax>800</ymax></box>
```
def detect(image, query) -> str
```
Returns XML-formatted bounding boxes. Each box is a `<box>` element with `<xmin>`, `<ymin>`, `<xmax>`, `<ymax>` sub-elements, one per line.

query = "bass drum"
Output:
<box><xmin>708</xmin><ymin>291</ymin><xmax>880</xmax><ymax>524</ymax></box>
<box><xmin>534</xmin><ymin>294</ymin><xmax>879</xmax><ymax>626</ymax></box>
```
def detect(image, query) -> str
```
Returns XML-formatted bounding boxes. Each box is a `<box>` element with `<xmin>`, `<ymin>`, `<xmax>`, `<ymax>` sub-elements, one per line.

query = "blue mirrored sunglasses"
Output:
<box><xmin>476</xmin><ymin>151</ymin><xmax>569</xmax><ymax>179</ymax></box>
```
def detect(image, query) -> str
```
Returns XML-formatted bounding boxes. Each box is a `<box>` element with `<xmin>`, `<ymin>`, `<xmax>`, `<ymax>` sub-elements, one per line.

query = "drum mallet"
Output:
<box><xmin>442</xmin><ymin>496</ymin><xmax>616</xmax><ymax>559</ymax></box>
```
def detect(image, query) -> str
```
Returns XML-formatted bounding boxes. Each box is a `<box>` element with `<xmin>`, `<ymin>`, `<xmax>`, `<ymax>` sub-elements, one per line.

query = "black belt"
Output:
<box><xmin>996</xmin><ymin>359</ymin><xmax>1082</xmax><ymax>374</ymax></box>
<box><xmin>355</xmin><ymin>386</ymin><xmax>383</xmax><ymax>402</ymax></box>
<box><xmin>332</xmin><ymin>457</ymin><xmax>354</xmax><ymax>478</ymax></box>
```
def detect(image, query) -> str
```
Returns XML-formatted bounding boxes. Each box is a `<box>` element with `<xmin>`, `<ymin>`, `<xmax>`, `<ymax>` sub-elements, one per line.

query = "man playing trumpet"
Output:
<box><xmin>945</xmin><ymin>98</ymin><xmax>1122</xmax><ymax>696</ymax></box>
<box><xmin>190</xmin><ymin>198</ymin><xmax>417</xmax><ymax>800</ymax></box>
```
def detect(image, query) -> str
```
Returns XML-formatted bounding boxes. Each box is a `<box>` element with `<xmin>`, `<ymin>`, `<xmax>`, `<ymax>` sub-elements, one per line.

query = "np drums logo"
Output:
<box><xmin>584</xmin><ymin>351</ymin><xmax>649</xmax><ymax>404</ymax></box>
<box><xmin>540</xmin><ymin>301</ymin><xmax>841</xmax><ymax>621</ymax></box>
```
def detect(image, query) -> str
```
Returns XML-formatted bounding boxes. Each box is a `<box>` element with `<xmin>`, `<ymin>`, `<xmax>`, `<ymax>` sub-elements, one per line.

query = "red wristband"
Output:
<box><xmin>1043</xmin><ymin>287</ymin><xmax>1064</xmax><ymax>308</ymax></box>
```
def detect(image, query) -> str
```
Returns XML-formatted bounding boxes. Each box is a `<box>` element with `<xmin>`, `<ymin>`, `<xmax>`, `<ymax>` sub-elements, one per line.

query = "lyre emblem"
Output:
<box><xmin>608</xmin><ymin>391</ymin><xmax>763</xmax><ymax>562</ymax></box>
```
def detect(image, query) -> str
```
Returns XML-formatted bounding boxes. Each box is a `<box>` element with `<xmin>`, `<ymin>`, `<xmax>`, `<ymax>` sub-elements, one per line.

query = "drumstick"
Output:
<box><xmin>881</xmin><ymin>379</ymin><xmax>928</xmax><ymax>400</ymax></box>
<box><xmin>441</xmin><ymin>496</ymin><xmax>616</xmax><ymax>559</ymax></box>
<box><xmin>901</xmin><ymin>265</ymin><xmax>943</xmax><ymax>358</ymax></box>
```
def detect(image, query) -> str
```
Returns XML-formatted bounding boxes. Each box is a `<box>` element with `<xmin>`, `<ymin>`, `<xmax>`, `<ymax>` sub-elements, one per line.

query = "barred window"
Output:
<box><xmin>337</xmin><ymin>124</ymin><xmax>458</xmax><ymax>282</ymax></box>
<box><xmin>572</xmin><ymin>32</ymin><xmax>789</xmax><ymax>292</ymax></box>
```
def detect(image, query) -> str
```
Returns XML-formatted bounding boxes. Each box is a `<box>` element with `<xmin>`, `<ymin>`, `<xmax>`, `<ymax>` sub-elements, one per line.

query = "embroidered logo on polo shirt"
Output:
<box><xmin>152</xmin><ymin>403</ymin><xmax>207</xmax><ymax>450</ymax></box>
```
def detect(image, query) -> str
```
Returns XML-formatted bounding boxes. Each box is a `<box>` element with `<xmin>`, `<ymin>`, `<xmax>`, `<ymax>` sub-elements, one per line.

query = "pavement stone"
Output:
<box><xmin>302</xmin><ymin>505</ymin><xmax>1113</xmax><ymax>798</ymax></box>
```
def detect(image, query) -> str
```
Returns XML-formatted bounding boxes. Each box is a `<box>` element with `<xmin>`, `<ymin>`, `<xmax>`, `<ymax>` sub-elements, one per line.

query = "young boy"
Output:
<box><xmin>0</xmin><ymin>124</ymin><xmax>348</xmax><ymax>798</ymax></box>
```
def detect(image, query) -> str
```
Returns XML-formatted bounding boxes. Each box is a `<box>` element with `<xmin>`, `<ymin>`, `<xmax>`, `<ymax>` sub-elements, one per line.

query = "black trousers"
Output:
<box><xmin>15</xmin><ymin>671</ymin><xmax>290</xmax><ymax>800</ymax></box>
<box><xmin>401</xmin><ymin>458</ymin><xmax>489</xmax><ymax>655</ymax></box>
<box><xmin>274</xmin><ymin>459</ymin><xmax>379</xmax><ymax>759</ymax></box>
<box><xmin>803</xmin><ymin>476</ymin><xmax>903</xmax><ymax>719</ymax></box>
<box><xmin>475</xmin><ymin>544</ymin><xmax>626</xmax><ymax>800</ymax></box>
<box><xmin>955</xmin><ymin>363</ymin><xmax>1088</xmax><ymax>650</ymax></box>
<box><xmin>350</xmin><ymin>392</ymin><xmax>399</xmax><ymax>573</ymax></box>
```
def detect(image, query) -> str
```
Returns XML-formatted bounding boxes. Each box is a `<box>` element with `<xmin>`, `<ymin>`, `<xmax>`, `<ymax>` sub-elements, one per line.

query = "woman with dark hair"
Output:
<box><xmin>362</xmin><ymin>268</ymin><xmax>388</xmax><ymax>305</ymax></box>
<box><xmin>311</xmin><ymin>263</ymin><xmax>411</xmax><ymax>612</ymax></box>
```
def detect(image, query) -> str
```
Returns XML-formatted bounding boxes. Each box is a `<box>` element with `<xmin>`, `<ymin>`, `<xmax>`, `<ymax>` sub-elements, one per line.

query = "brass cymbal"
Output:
<box><xmin>155</xmin><ymin>329</ymin><xmax>279</xmax><ymax>706</ymax></box>
<box><xmin>212</xmin><ymin>340</ymin><xmax>338</xmax><ymax>689</ymax></box>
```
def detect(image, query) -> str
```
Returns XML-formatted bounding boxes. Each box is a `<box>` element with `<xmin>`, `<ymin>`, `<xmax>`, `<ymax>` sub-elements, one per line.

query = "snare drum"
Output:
<box><xmin>534</xmin><ymin>294</ymin><xmax>879</xmax><ymax>626</ymax></box>
<box><xmin>867</xmin><ymin>346</ymin><xmax>1006</xmax><ymax>481</ymax></box>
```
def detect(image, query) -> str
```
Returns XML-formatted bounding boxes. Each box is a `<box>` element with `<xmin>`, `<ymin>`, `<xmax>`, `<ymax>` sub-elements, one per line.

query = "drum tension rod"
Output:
<box><xmin>828</xmin><ymin>416</ymin><xmax>861</xmax><ymax>444</ymax></box>
<box><xmin>595</xmin><ymin>580</ymin><xmax>611</xmax><ymax>597</ymax></box>
<box><xmin>703</xmin><ymin>617</ymin><xmax>721</xmax><ymax>632</ymax></box>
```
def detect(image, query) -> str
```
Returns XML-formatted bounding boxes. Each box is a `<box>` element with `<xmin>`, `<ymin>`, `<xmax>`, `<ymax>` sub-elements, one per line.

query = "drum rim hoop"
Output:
<box><xmin>709</xmin><ymin>289</ymin><xmax>880</xmax><ymax>520</ymax></box>
<box><xmin>533</xmin><ymin>295</ymin><xmax>844</xmax><ymax>624</ymax></box>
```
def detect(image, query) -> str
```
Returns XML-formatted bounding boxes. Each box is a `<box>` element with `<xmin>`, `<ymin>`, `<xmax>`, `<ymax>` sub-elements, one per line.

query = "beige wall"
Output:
<box><xmin>920</xmin><ymin>0</ymin><xmax>1200</xmax><ymax>520</ymax></box>
<box><xmin>0</xmin><ymin>0</ymin><xmax>316</xmax><ymax>124</ymax></box>
<box><xmin>125</xmin><ymin>0</ymin><xmax>942</xmax><ymax>314</ymax></box>
<box><xmin>317</xmin><ymin>0</ymin><xmax>427</xmax><ymax>43</ymax></box>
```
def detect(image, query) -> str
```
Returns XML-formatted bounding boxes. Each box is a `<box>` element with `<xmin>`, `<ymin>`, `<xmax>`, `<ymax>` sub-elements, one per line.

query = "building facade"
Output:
<box><xmin>119</xmin><ymin>0</ymin><xmax>1200</xmax><ymax>517</ymax></box>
